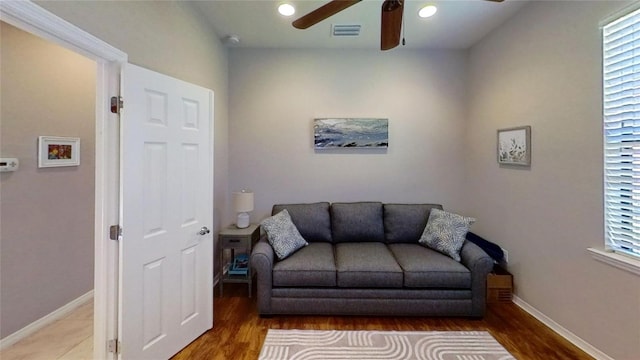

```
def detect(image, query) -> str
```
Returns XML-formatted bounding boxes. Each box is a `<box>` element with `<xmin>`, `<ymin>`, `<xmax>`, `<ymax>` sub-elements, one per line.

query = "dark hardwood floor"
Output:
<box><xmin>172</xmin><ymin>283</ymin><xmax>593</xmax><ymax>360</ymax></box>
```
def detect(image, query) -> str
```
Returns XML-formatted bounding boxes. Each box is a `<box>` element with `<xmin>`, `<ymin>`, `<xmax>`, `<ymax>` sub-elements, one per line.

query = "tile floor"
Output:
<box><xmin>0</xmin><ymin>301</ymin><xmax>93</xmax><ymax>360</ymax></box>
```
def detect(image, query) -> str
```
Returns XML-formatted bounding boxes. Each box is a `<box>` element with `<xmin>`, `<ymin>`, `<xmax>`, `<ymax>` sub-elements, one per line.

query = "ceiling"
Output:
<box><xmin>190</xmin><ymin>0</ymin><xmax>528</xmax><ymax>50</ymax></box>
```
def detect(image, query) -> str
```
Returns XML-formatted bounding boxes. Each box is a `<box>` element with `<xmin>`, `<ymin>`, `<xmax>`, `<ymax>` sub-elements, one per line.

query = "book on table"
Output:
<box><xmin>229</xmin><ymin>254</ymin><xmax>249</xmax><ymax>275</ymax></box>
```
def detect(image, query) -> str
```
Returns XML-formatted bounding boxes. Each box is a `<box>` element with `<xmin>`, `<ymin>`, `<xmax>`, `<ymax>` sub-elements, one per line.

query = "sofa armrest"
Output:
<box><xmin>251</xmin><ymin>236</ymin><xmax>274</xmax><ymax>314</ymax></box>
<box><xmin>460</xmin><ymin>240</ymin><xmax>494</xmax><ymax>317</ymax></box>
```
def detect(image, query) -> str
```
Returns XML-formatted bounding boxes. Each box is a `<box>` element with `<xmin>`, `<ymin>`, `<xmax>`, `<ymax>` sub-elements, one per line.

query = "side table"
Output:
<box><xmin>218</xmin><ymin>223</ymin><xmax>260</xmax><ymax>297</ymax></box>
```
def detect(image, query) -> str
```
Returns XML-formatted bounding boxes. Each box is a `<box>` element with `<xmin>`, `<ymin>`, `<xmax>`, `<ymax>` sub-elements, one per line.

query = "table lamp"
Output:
<box><xmin>233</xmin><ymin>190</ymin><xmax>254</xmax><ymax>228</ymax></box>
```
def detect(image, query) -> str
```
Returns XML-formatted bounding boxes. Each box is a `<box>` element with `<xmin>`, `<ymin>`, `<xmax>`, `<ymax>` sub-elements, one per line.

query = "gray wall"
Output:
<box><xmin>229</xmin><ymin>48</ymin><xmax>470</xmax><ymax>221</ymax></box>
<box><xmin>0</xmin><ymin>21</ymin><xmax>96</xmax><ymax>338</ymax></box>
<box><xmin>1</xmin><ymin>1</ymin><xmax>230</xmax><ymax>338</ymax></box>
<box><xmin>36</xmin><ymin>0</ymin><xmax>231</xmax><ymax>227</ymax></box>
<box><xmin>466</xmin><ymin>1</ymin><xmax>640</xmax><ymax>358</ymax></box>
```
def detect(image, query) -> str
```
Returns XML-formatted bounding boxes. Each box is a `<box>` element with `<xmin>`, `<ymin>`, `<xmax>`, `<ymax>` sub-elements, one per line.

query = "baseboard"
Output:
<box><xmin>512</xmin><ymin>295</ymin><xmax>613</xmax><ymax>360</ymax></box>
<box><xmin>0</xmin><ymin>290</ymin><xmax>94</xmax><ymax>351</ymax></box>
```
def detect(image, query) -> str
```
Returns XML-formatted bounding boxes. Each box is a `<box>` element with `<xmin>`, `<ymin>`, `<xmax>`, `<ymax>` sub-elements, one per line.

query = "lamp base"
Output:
<box><xmin>236</xmin><ymin>212</ymin><xmax>250</xmax><ymax>229</ymax></box>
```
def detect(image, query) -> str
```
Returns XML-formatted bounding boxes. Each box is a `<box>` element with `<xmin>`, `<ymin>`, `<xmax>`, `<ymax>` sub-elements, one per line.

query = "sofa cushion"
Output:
<box><xmin>273</xmin><ymin>242</ymin><xmax>336</xmax><ymax>287</ymax></box>
<box><xmin>331</xmin><ymin>202</ymin><xmax>385</xmax><ymax>243</ymax></box>
<box><xmin>261</xmin><ymin>209</ymin><xmax>308</xmax><ymax>260</ymax></box>
<box><xmin>335</xmin><ymin>242</ymin><xmax>403</xmax><ymax>288</ymax></box>
<box><xmin>384</xmin><ymin>203</ymin><xmax>443</xmax><ymax>244</ymax></box>
<box><xmin>419</xmin><ymin>208</ymin><xmax>476</xmax><ymax>262</ymax></box>
<box><xmin>273</xmin><ymin>202</ymin><xmax>332</xmax><ymax>243</ymax></box>
<box><xmin>388</xmin><ymin>244</ymin><xmax>471</xmax><ymax>289</ymax></box>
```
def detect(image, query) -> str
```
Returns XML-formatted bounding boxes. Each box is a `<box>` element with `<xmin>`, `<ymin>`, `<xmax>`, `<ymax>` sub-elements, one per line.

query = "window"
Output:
<box><xmin>603</xmin><ymin>7</ymin><xmax>640</xmax><ymax>261</ymax></box>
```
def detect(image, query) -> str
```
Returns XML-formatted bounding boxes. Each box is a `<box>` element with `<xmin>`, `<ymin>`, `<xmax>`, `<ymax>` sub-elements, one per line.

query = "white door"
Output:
<box><xmin>118</xmin><ymin>63</ymin><xmax>214</xmax><ymax>359</ymax></box>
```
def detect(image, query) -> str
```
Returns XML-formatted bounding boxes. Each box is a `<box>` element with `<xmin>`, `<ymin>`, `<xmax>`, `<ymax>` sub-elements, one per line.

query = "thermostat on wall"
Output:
<box><xmin>0</xmin><ymin>158</ymin><xmax>19</xmax><ymax>172</ymax></box>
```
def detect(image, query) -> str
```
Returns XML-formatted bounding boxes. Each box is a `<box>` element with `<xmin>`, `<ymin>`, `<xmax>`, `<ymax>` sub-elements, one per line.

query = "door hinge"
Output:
<box><xmin>109</xmin><ymin>225</ymin><xmax>122</xmax><ymax>240</ymax></box>
<box><xmin>107</xmin><ymin>339</ymin><xmax>121</xmax><ymax>354</ymax></box>
<box><xmin>110</xmin><ymin>96</ymin><xmax>123</xmax><ymax>114</ymax></box>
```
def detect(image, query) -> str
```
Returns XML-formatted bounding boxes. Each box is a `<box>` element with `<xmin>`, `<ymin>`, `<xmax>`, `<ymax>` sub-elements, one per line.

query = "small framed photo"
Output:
<box><xmin>38</xmin><ymin>136</ymin><xmax>80</xmax><ymax>168</ymax></box>
<box><xmin>497</xmin><ymin>126</ymin><xmax>531</xmax><ymax>166</ymax></box>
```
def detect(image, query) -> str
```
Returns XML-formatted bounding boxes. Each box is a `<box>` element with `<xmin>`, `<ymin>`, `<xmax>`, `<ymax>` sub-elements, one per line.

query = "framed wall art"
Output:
<box><xmin>497</xmin><ymin>126</ymin><xmax>531</xmax><ymax>166</ymax></box>
<box><xmin>314</xmin><ymin>118</ymin><xmax>388</xmax><ymax>149</ymax></box>
<box><xmin>38</xmin><ymin>136</ymin><xmax>80</xmax><ymax>168</ymax></box>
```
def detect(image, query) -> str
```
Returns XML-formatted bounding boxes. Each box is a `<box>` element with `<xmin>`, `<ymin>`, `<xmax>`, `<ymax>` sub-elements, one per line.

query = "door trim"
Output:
<box><xmin>0</xmin><ymin>2</ymin><xmax>127</xmax><ymax>359</ymax></box>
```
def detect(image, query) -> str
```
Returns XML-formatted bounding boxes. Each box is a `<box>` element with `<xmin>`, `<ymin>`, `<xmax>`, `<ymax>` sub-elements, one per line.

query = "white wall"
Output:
<box><xmin>467</xmin><ymin>1</ymin><xmax>639</xmax><ymax>359</ymax></box>
<box><xmin>229</xmin><ymin>48</ymin><xmax>470</xmax><ymax>222</ymax></box>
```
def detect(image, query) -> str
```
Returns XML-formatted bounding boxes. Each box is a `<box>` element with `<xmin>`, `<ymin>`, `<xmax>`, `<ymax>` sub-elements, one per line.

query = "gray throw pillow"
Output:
<box><xmin>261</xmin><ymin>209</ymin><xmax>308</xmax><ymax>260</ymax></box>
<box><xmin>419</xmin><ymin>208</ymin><xmax>476</xmax><ymax>262</ymax></box>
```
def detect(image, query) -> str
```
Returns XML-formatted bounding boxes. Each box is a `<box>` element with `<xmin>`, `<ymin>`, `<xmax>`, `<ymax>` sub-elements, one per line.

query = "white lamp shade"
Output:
<box><xmin>233</xmin><ymin>190</ymin><xmax>254</xmax><ymax>212</ymax></box>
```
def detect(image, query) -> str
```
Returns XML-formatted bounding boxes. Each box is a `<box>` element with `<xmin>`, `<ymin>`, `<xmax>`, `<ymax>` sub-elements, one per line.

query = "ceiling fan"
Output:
<box><xmin>292</xmin><ymin>0</ymin><xmax>504</xmax><ymax>51</ymax></box>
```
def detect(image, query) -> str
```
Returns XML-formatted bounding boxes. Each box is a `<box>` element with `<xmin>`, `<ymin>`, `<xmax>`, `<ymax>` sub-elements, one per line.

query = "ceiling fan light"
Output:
<box><xmin>418</xmin><ymin>5</ymin><xmax>437</xmax><ymax>18</ymax></box>
<box><xmin>278</xmin><ymin>3</ymin><xmax>296</xmax><ymax>17</ymax></box>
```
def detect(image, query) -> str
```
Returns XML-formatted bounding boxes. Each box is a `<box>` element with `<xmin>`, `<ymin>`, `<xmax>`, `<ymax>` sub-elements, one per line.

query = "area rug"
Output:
<box><xmin>259</xmin><ymin>329</ymin><xmax>515</xmax><ymax>360</ymax></box>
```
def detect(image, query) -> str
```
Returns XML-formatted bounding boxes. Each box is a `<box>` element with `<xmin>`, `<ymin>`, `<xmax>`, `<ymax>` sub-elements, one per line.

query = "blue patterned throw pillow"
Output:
<box><xmin>419</xmin><ymin>208</ymin><xmax>476</xmax><ymax>262</ymax></box>
<box><xmin>261</xmin><ymin>209</ymin><xmax>309</xmax><ymax>260</ymax></box>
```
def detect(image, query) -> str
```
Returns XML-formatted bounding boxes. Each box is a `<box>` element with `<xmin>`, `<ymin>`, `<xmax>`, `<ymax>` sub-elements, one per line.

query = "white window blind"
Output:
<box><xmin>603</xmin><ymin>7</ymin><xmax>640</xmax><ymax>259</ymax></box>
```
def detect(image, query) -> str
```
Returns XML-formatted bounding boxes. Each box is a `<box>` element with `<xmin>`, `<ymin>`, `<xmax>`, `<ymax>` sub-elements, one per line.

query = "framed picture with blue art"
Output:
<box><xmin>497</xmin><ymin>126</ymin><xmax>531</xmax><ymax>166</ymax></box>
<box><xmin>314</xmin><ymin>118</ymin><xmax>388</xmax><ymax>149</ymax></box>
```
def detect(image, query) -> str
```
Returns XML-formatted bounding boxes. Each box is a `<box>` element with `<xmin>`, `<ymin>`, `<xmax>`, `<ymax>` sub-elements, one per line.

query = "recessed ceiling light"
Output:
<box><xmin>278</xmin><ymin>3</ymin><xmax>296</xmax><ymax>17</ymax></box>
<box><xmin>418</xmin><ymin>5</ymin><xmax>437</xmax><ymax>18</ymax></box>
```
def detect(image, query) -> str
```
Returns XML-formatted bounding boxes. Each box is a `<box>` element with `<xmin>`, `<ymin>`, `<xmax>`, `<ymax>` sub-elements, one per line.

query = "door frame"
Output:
<box><xmin>0</xmin><ymin>2</ymin><xmax>126</xmax><ymax>359</ymax></box>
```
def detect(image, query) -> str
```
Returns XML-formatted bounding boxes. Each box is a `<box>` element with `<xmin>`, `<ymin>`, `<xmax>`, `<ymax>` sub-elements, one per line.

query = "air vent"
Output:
<box><xmin>332</xmin><ymin>24</ymin><xmax>361</xmax><ymax>37</ymax></box>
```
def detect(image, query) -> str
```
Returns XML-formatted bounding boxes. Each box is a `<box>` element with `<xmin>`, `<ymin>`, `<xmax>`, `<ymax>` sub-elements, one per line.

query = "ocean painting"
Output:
<box><xmin>314</xmin><ymin>118</ymin><xmax>388</xmax><ymax>149</ymax></box>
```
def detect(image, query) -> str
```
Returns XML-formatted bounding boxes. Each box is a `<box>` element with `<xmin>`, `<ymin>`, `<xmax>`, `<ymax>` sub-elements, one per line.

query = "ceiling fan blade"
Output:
<box><xmin>381</xmin><ymin>0</ymin><xmax>403</xmax><ymax>51</ymax></box>
<box><xmin>484</xmin><ymin>0</ymin><xmax>505</xmax><ymax>2</ymax></box>
<box><xmin>293</xmin><ymin>0</ymin><xmax>362</xmax><ymax>29</ymax></box>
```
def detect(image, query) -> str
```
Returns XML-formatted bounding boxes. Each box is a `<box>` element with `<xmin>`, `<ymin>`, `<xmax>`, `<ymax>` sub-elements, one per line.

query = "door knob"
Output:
<box><xmin>198</xmin><ymin>227</ymin><xmax>211</xmax><ymax>235</ymax></box>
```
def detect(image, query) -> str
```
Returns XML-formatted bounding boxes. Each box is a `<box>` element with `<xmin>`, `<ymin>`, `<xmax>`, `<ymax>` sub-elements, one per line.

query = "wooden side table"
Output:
<box><xmin>218</xmin><ymin>223</ymin><xmax>260</xmax><ymax>297</ymax></box>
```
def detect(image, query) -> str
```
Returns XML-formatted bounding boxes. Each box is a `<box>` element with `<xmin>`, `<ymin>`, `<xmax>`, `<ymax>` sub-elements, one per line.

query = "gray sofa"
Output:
<box><xmin>250</xmin><ymin>202</ymin><xmax>494</xmax><ymax>317</ymax></box>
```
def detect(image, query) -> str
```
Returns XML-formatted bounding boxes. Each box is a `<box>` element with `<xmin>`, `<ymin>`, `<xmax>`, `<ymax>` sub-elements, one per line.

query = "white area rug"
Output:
<box><xmin>259</xmin><ymin>329</ymin><xmax>515</xmax><ymax>360</ymax></box>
